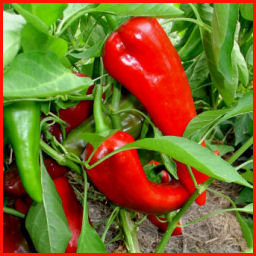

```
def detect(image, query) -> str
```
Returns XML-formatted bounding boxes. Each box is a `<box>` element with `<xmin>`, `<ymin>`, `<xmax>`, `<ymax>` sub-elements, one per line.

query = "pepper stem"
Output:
<box><xmin>94</xmin><ymin>84</ymin><xmax>109</xmax><ymax>133</ymax></box>
<box><xmin>111</xmin><ymin>81</ymin><xmax>122</xmax><ymax>130</ymax></box>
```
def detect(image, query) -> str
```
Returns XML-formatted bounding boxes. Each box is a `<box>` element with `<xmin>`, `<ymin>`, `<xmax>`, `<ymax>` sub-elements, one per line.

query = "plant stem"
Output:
<box><xmin>120</xmin><ymin>209</ymin><xmax>141</xmax><ymax>253</ymax></box>
<box><xmin>40</xmin><ymin>140</ymin><xmax>81</xmax><ymax>174</ymax></box>
<box><xmin>94</xmin><ymin>84</ymin><xmax>109</xmax><ymax>133</ymax></box>
<box><xmin>102</xmin><ymin>206</ymin><xmax>120</xmax><ymax>242</ymax></box>
<box><xmin>228</xmin><ymin>137</ymin><xmax>253</xmax><ymax>165</ymax></box>
<box><xmin>155</xmin><ymin>178</ymin><xmax>213</xmax><ymax>253</ymax></box>
<box><xmin>111</xmin><ymin>82</ymin><xmax>122</xmax><ymax>130</ymax></box>
<box><xmin>3</xmin><ymin>207</ymin><xmax>25</xmax><ymax>218</ymax></box>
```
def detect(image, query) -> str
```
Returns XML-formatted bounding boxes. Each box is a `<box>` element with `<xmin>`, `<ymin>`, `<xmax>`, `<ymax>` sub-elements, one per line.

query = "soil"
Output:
<box><xmin>84</xmin><ymin>179</ymin><xmax>248</xmax><ymax>253</ymax></box>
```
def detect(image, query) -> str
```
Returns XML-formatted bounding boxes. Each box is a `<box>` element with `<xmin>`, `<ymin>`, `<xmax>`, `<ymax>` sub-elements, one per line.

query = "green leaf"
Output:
<box><xmin>3</xmin><ymin>11</ymin><xmax>26</xmax><ymax>68</ymax></box>
<box><xmin>69</xmin><ymin>40</ymin><xmax>105</xmax><ymax>59</ymax></box>
<box><xmin>246</xmin><ymin>45</ymin><xmax>253</xmax><ymax>66</ymax></box>
<box><xmin>212</xmin><ymin>3</ymin><xmax>239</xmax><ymax>83</ymax></box>
<box><xmin>233</xmin><ymin>42</ymin><xmax>249</xmax><ymax>86</ymax></box>
<box><xmin>239</xmin><ymin>204</ymin><xmax>253</xmax><ymax>214</ymax></box>
<box><xmin>185</xmin><ymin>53</ymin><xmax>209</xmax><ymax>99</ymax></box>
<box><xmin>3</xmin><ymin>51</ymin><xmax>93</xmax><ymax>101</ymax></box>
<box><xmin>183</xmin><ymin>92</ymin><xmax>253</xmax><ymax>140</ymax></box>
<box><xmin>239</xmin><ymin>3</ymin><xmax>253</xmax><ymax>21</ymax></box>
<box><xmin>57</xmin><ymin>3</ymin><xmax>98</xmax><ymax>34</ymax></box>
<box><xmin>236</xmin><ymin>213</ymin><xmax>253</xmax><ymax>249</ymax></box>
<box><xmin>90</xmin><ymin>3</ymin><xmax>183</xmax><ymax>17</ymax></box>
<box><xmin>205</xmin><ymin>142</ymin><xmax>234</xmax><ymax>157</ymax></box>
<box><xmin>21</xmin><ymin>24</ymin><xmax>68</xmax><ymax>59</ymax></box>
<box><xmin>25</xmin><ymin>155</ymin><xmax>71</xmax><ymax>253</ymax></box>
<box><xmin>183</xmin><ymin>109</ymin><xmax>228</xmax><ymax>140</ymax></box>
<box><xmin>241</xmin><ymin>170</ymin><xmax>253</xmax><ymax>184</ymax></box>
<box><xmin>12</xmin><ymin>3</ymin><xmax>67</xmax><ymax>34</ymax></box>
<box><xmin>235</xmin><ymin>188</ymin><xmax>253</xmax><ymax>204</ymax></box>
<box><xmin>92</xmin><ymin>136</ymin><xmax>252</xmax><ymax>188</ymax></box>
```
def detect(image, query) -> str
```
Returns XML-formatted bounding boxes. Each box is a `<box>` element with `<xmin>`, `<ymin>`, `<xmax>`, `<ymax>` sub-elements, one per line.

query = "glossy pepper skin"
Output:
<box><xmin>102</xmin><ymin>17</ymin><xmax>207</xmax><ymax>205</ymax></box>
<box><xmin>85</xmin><ymin>131</ymin><xmax>189</xmax><ymax>215</ymax></box>
<box><xmin>3</xmin><ymin>214</ymin><xmax>32</xmax><ymax>253</ymax></box>
<box><xmin>54</xmin><ymin>177</ymin><xmax>83</xmax><ymax>253</ymax></box>
<box><xmin>49</xmin><ymin>73</ymin><xmax>94</xmax><ymax>142</ymax></box>
<box><xmin>3</xmin><ymin>101</ymin><xmax>42</xmax><ymax>202</ymax></box>
<box><xmin>146</xmin><ymin>161</ymin><xmax>181</xmax><ymax>234</ymax></box>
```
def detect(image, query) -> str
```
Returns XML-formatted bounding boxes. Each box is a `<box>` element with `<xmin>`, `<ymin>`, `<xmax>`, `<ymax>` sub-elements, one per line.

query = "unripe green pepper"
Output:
<box><xmin>63</xmin><ymin>111</ymin><xmax>144</xmax><ymax>156</ymax></box>
<box><xmin>3</xmin><ymin>101</ymin><xmax>42</xmax><ymax>202</ymax></box>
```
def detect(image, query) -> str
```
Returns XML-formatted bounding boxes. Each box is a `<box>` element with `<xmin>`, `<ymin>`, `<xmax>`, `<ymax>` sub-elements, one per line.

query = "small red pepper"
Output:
<box><xmin>53</xmin><ymin>177</ymin><xmax>83</xmax><ymax>253</ymax></box>
<box><xmin>102</xmin><ymin>17</ymin><xmax>211</xmax><ymax>206</ymax></box>
<box><xmin>146</xmin><ymin>161</ymin><xmax>182</xmax><ymax>234</ymax></box>
<box><xmin>15</xmin><ymin>196</ymin><xmax>33</xmax><ymax>214</ymax></box>
<box><xmin>3</xmin><ymin>214</ymin><xmax>32</xmax><ymax>253</ymax></box>
<box><xmin>84</xmin><ymin>131</ymin><xmax>190</xmax><ymax>215</ymax></box>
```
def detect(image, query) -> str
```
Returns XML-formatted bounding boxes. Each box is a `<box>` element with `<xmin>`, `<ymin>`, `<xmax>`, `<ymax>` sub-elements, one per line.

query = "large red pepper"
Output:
<box><xmin>49</xmin><ymin>73</ymin><xmax>94</xmax><ymax>141</ymax></box>
<box><xmin>84</xmin><ymin>131</ymin><xmax>189</xmax><ymax>215</ymax></box>
<box><xmin>146</xmin><ymin>161</ymin><xmax>182</xmax><ymax>234</ymax></box>
<box><xmin>102</xmin><ymin>17</ymin><xmax>209</xmax><ymax>205</ymax></box>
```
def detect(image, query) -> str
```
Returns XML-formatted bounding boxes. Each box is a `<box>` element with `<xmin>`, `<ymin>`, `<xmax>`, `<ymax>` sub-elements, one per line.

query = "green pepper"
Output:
<box><xmin>3</xmin><ymin>101</ymin><xmax>42</xmax><ymax>202</ymax></box>
<box><xmin>63</xmin><ymin>111</ymin><xmax>144</xmax><ymax>156</ymax></box>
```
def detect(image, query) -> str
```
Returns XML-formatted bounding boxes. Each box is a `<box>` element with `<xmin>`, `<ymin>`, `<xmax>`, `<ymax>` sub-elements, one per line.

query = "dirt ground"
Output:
<box><xmin>85</xmin><ymin>180</ymin><xmax>248</xmax><ymax>253</ymax></box>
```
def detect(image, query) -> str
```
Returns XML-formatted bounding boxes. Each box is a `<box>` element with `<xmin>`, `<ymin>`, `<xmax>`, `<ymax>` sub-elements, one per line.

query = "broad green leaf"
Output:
<box><xmin>12</xmin><ymin>3</ymin><xmax>67</xmax><ymax>34</ymax></box>
<box><xmin>3</xmin><ymin>51</ymin><xmax>93</xmax><ymax>101</ymax></box>
<box><xmin>183</xmin><ymin>91</ymin><xmax>253</xmax><ymax>140</ymax></box>
<box><xmin>90</xmin><ymin>136</ymin><xmax>252</xmax><ymax>188</ymax></box>
<box><xmin>90</xmin><ymin>3</ymin><xmax>183</xmax><ymax>17</ymax></box>
<box><xmin>183</xmin><ymin>109</ymin><xmax>228</xmax><ymax>140</ymax></box>
<box><xmin>21</xmin><ymin>24</ymin><xmax>68</xmax><ymax>59</ymax></box>
<box><xmin>212</xmin><ymin>3</ymin><xmax>239</xmax><ymax>83</ymax></box>
<box><xmin>241</xmin><ymin>170</ymin><xmax>253</xmax><ymax>184</ymax></box>
<box><xmin>25</xmin><ymin>155</ymin><xmax>71</xmax><ymax>253</ymax></box>
<box><xmin>233</xmin><ymin>42</ymin><xmax>249</xmax><ymax>86</ymax></box>
<box><xmin>239</xmin><ymin>3</ymin><xmax>253</xmax><ymax>21</ymax></box>
<box><xmin>3</xmin><ymin>11</ymin><xmax>26</xmax><ymax>68</ymax></box>
<box><xmin>77</xmin><ymin>171</ymin><xmax>106</xmax><ymax>253</ymax></box>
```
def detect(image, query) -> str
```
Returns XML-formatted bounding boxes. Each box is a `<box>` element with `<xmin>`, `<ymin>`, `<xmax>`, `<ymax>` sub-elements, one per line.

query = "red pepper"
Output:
<box><xmin>15</xmin><ymin>196</ymin><xmax>33</xmax><ymax>214</ymax></box>
<box><xmin>102</xmin><ymin>17</ymin><xmax>209</xmax><ymax>205</ymax></box>
<box><xmin>4</xmin><ymin>158</ymin><xmax>68</xmax><ymax>197</ymax></box>
<box><xmin>53</xmin><ymin>177</ymin><xmax>83</xmax><ymax>253</ymax></box>
<box><xmin>49</xmin><ymin>73</ymin><xmax>94</xmax><ymax>141</ymax></box>
<box><xmin>146</xmin><ymin>161</ymin><xmax>182</xmax><ymax>234</ymax></box>
<box><xmin>3</xmin><ymin>214</ymin><xmax>32</xmax><ymax>253</ymax></box>
<box><xmin>3</xmin><ymin>166</ymin><xmax>27</xmax><ymax>196</ymax></box>
<box><xmin>84</xmin><ymin>131</ymin><xmax>189</xmax><ymax>215</ymax></box>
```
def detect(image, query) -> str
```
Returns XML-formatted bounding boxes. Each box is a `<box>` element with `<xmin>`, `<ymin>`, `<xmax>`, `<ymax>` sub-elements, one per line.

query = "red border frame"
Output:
<box><xmin>1</xmin><ymin>1</ymin><xmax>255</xmax><ymax>255</ymax></box>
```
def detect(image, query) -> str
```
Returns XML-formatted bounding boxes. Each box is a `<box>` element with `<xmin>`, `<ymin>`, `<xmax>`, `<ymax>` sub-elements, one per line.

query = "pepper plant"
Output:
<box><xmin>3</xmin><ymin>3</ymin><xmax>253</xmax><ymax>253</ymax></box>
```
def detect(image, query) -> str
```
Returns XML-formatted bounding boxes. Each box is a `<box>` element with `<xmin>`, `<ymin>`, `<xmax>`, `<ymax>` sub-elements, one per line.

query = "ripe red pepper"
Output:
<box><xmin>102</xmin><ymin>17</ymin><xmax>209</xmax><ymax>205</ymax></box>
<box><xmin>4</xmin><ymin>158</ymin><xmax>68</xmax><ymax>197</ymax></box>
<box><xmin>49</xmin><ymin>73</ymin><xmax>94</xmax><ymax>141</ymax></box>
<box><xmin>15</xmin><ymin>196</ymin><xmax>33</xmax><ymax>214</ymax></box>
<box><xmin>53</xmin><ymin>177</ymin><xmax>83</xmax><ymax>253</ymax></box>
<box><xmin>3</xmin><ymin>166</ymin><xmax>27</xmax><ymax>196</ymax></box>
<box><xmin>146</xmin><ymin>161</ymin><xmax>182</xmax><ymax>234</ymax></box>
<box><xmin>84</xmin><ymin>131</ymin><xmax>189</xmax><ymax>215</ymax></box>
<box><xmin>3</xmin><ymin>214</ymin><xmax>32</xmax><ymax>253</ymax></box>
